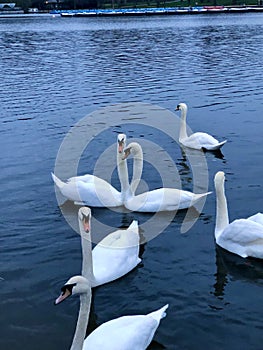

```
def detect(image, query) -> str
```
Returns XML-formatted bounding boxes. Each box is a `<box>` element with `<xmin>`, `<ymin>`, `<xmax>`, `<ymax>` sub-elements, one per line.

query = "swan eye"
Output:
<box><xmin>61</xmin><ymin>283</ymin><xmax>76</xmax><ymax>294</ymax></box>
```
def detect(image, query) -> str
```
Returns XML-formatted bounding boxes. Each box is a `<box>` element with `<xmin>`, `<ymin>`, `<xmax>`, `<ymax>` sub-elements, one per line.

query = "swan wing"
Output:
<box><xmin>125</xmin><ymin>188</ymin><xmax>208</xmax><ymax>212</ymax></box>
<box><xmin>248</xmin><ymin>213</ymin><xmax>263</xmax><ymax>225</ymax></box>
<box><xmin>182</xmin><ymin>132</ymin><xmax>226</xmax><ymax>151</ymax></box>
<box><xmin>217</xmin><ymin>219</ymin><xmax>263</xmax><ymax>258</ymax></box>
<box><xmin>74</xmin><ymin>179</ymin><xmax>121</xmax><ymax>207</ymax></box>
<box><xmin>92</xmin><ymin>227</ymin><xmax>140</xmax><ymax>286</ymax></box>
<box><xmin>95</xmin><ymin>224</ymin><xmax>139</xmax><ymax>248</ymax></box>
<box><xmin>54</xmin><ymin>173</ymin><xmax>121</xmax><ymax>207</ymax></box>
<box><xmin>83</xmin><ymin>305</ymin><xmax>168</xmax><ymax>350</ymax></box>
<box><xmin>67</xmin><ymin>174</ymin><xmax>96</xmax><ymax>183</ymax></box>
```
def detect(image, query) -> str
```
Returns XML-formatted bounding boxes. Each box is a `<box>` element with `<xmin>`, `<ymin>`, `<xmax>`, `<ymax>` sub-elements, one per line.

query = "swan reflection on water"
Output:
<box><xmin>213</xmin><ymin>245</ymin><xmax>263</xmax><ymax>298</ymax></box>
<box><xmin>180</xmin><ymin>146</ymin><xmax>225</xmax><ymax>171</ymax></box>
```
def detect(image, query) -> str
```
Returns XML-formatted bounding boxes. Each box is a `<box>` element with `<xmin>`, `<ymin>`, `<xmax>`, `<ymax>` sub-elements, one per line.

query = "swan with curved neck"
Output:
<box><xmin>176</xmin><ymin>103</ymin><xmax>227</xmax><ymax>151</ymax></box>
<box><xmin>55</xmin><ymin>274</ymin><xmax>168</xmax><ymax>350</ymax></box>
<box><xmin>78</xmin><ymin>207</ymin><xmax>141</xmax><ymax>287</ymax></box>
<box><xmin>214</xmin><ymin>171</ymin><xmax>263</xmax><ymax>258</ymax></box>
<box><xmin>122</xmin><ymin>142</ymin><xmax>211</xmax><ymax>212</ymax></box>
<box><xmin>51</xmin><ymin>134</ymin><xmax>127</xmax><ymax>207</ymax></box>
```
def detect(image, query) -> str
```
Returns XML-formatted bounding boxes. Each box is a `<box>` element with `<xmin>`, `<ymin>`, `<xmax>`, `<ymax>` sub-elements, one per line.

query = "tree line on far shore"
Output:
<box><xmin>13</xmin><ymin>0</ymin><xmax>259</xmax><ymax>12</ymax></box>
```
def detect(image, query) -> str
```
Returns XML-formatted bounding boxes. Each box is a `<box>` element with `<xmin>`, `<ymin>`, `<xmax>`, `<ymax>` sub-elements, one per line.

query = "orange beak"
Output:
<box><xmin>118</xmin><ymin>142</ymin><xmax>124</xmax><ymax>154</ymax></box>
<box><xmin>55</xmin><ymin>288</ymin><xmax>71</xmax><ymax>305</ymax></box>
<box><xmin>122</xmin><ymin>147</ymin><xmax>131</xmax><ymax>160</ymax></box>
<box><xmin>83</xmin><ymin>220</ymin><xmax>90</xmax><ymax>233</ymax></box>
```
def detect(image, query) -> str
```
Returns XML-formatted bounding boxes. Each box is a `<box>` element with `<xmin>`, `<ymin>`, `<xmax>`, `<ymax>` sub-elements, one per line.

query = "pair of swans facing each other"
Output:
<box><xmin>55</xmin><ymin>207</ymin><xmax>168</xmax><ymax>350</ymax></box>
<box><xmin>214</xmin><ymin>171</ymin><xmax>263</xmax><ymax>259</ymax></box>
<box><xmin>52</xmin><ymin>134</ymin><xmax>211</xmax><ymax>212</ymax></box>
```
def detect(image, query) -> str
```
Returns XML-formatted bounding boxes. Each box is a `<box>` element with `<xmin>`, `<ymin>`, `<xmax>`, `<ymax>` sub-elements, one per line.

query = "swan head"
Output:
<box><xmin>175</xmin><ymin>103</ymin><xmax>187</xmax><ymax>113</ymax></box>
<box><xmin>78</xmin><ymin>207</ymin><xmax>91</xmax><ymax>233</ymax></box>
<box><xmin>122</xmin><ymin>142</ymin><xmax>142</xmax><ymax>160</ymax></box>
<box><xmin>117</xmin><ymin>133</ymin><xmax>127</xmax><ymax>154</ymax></box>
<box><xmin>214</xmin><ymin>171</ymin><xmax>225</xmax><ymax>189</ymax></box>
<box><xmin>55</xmin><ymin>275</ymin><xmax>89</xmax><ymax>305</ymax></box>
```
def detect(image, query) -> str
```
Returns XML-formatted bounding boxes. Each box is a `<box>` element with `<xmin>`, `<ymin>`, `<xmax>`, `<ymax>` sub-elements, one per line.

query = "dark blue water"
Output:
<box><xmin>1</xmin><ymin>13</ymin><xmax>263</xmax><ymax>350</ymax></box>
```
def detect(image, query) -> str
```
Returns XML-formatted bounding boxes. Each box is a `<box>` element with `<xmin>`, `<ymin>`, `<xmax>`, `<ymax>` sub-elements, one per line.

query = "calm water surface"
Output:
<box><xmin>1</xmin><ymin>13</ymin><xmax>263</xmax><ymax>350</ymax></box>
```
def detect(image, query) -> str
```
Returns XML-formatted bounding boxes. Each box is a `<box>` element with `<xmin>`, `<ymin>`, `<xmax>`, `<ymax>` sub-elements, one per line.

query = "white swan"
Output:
<box><xmin>78</xmin><ymin>207</ymin><xmax>141</xmax><ymax>287</ymax></box>
<box><xmin>55</xmin><ymin>275</ymin><xmax>168</xmax><ymax>350</ymax></box>
<box><xmin>176</xmin><ymin>103</ymin><xmax>227</xmax><ymax>151</ymax></box>
<box><xmin>214</xmin><ymin>171</ymin><xmax>263</xmax><ymax>258</ymax></box>
<box><xmin>122</xmin><ymin>142</ymin><xmax>211</xmax><ymax>212</ymax></box>
<box><xmin>51</xmin><ymin>134</ymin><xmax>127</xmax><ymax>207</ymax></box>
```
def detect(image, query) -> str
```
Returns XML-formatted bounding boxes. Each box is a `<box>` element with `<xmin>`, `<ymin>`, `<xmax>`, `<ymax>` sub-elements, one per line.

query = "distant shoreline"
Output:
<box><xmin>51</xmin><ymin>6</ymin><xmax>263</xmax><ymax>17</ymax></box>
<box><xmin>1</xmin><ymin>5</ymin><xmax>263</xmax><ymax>18</ymax></box>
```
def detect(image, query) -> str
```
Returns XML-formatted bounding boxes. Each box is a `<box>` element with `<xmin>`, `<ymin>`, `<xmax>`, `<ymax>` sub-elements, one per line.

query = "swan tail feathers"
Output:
<box><xmin>128</xmin><ymin>220</ymin><xmax>139</xmax><ymax>231</ymax></box>
<box><xmin>194</xmin><ymin>191</ymin><xmax>212</xmax><ymax>200</ymax></box>
<box><xmin>51</xmin><ymin>173</ymin><xmax>65</xmax><ymax>190</ymax></box>
<box><xmin>218</xmin><ymin>140</ymin><xmax>227</xmax><ymax>147</ymax></box>
<box><xmin>209</xmin><ymin>140</ymin><xmax>227</xmax><ymax>151</ymax></box>
<box><xmin>149</xmin><ymin>304</ymin><xmax>169</xmax><ymax>321</ymax></box>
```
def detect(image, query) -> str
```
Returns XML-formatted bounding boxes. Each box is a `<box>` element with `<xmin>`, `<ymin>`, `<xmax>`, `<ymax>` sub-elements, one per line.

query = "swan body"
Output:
<box><xmin>55</xmin><ymin>275</ymin><xmax>168</xmax><ymax>350</ymax></box>
<box><xmin>91</xmin><ymin>221</ymin><xmax>141</xmax><ymax>287</ymax></box>
<box><xmin>176</xmin><ymin>103</ymin><xmax>227</xmax><ymax>151</ymax></box>
<box><xmin>125</xmin><ymin>187</ymin><xmax>210</xmax><ymax>212</ymax></box>
<box><xmin>78</xmin><ymin>207</ymin><xmax>141</xmax><ymax>287</ymax></box>
<box><xmin>214</xmin><ymin>171</ymin><xmax>263</xmax><ymax>259</ymax></box>
<box><xmin>51</xmin><ymin>134</ymin><xmax>127</xmax><ymax>207</ymax></box>
<box><xmin>123</xmin><ymin>142</ymin><xmax>211</xmax><ymax>212</ymax></box>
<box><xmin>83</xmin><ymin>304</ymin><xmax>168</xmax><ymax>350</ymax></box>
<box><xmin>52</xmin><ymin>173</ymin><xmax>122</xmax><ymax>207</ymax></box>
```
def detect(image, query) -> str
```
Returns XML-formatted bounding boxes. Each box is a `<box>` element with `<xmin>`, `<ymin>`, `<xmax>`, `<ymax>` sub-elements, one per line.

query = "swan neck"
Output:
<box><xmin>79</xmin><ymin>225</ymin><xmax>96</xmax><ymax>285</ymax></box>
<box><xmin>130</xmin><ymin>145</ymin><xmax>143</xmax><ymax>196</ymax></box>
<box><xmin>70</xmin><ymin>292</ymin><xmax>91</xmax><ymax>350</ymax></box>
<box><xmin>117</xmin><ymin>153</ymin><xmax>130</xmax><ymax>202</ymax></box>
<box><xmin>215</xmin><ymin>181</ymin><xmax>229</xmax><ymax>239</ymax></box>
<box><xmin>179</xmin><ymin>107</ymin><xmax>188</xmax><ymax>141</ymax></box>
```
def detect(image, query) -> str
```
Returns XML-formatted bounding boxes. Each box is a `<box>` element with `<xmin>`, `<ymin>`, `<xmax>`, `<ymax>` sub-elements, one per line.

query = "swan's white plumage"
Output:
<box><xmin>214</xmin><ymin>171</ymin><xmax>263</xmax><ymax>259</ymax></box>
<box><xmin>123</xmin><ymin>142</ymin><xmax>211</xmax><ymax>212</ymax></box>
<box><xmin>51</xmin><ymin>134</ymin><xmax>127</xmax><ymax>207</ymax></box>
<box><xmin>182</xmin><ymin>132</ymin><xmax>227</xmax><ymax>151</ymax></box>
<box><xmin>56</xmin><ymin>275</ymin><xmax>168</xmax><ymax>350</ymax></box>
<box><xmin>91</xmin><ymin>221</ymin><xmax>141</xmax><ymax>287</ymax></box>
<box><xmin>56</xmin><ymin>207</ymin><xmax>168</xmax><ymax>350</ymax></box>
<box><xmin>77</xmin><ymin>207</ymin><xmax>141</xmax><ymax>288</ymax></box>
<box><xmin>83</xmin><ymin>304</ymin><xmax>168</xmax><ymax>350</ymax></box>
<box><xmin>125</xmin><ymin>187</ymin><xmax>210</xmax><ymax>212</ymax></box>
<box><xmin>248</xmin><ymin>213</ymin><xmax>263</xmax><ymax>225</ymax></box>
<box><xmin>52</xmin><ymin>172</ymin><xmax>122</xmax><ymax>207</ymax></box>
<box><xmin>176</xmin><ymin>103</ymin><xmax>227</xmax><ymax>151</ymax></box>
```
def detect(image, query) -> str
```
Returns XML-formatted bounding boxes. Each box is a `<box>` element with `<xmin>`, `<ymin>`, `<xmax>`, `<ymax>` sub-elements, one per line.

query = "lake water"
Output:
<box><xmin>1</xmin><ymin>12</ymin><xmax>263</xmax><ymax>350</ymax></box>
